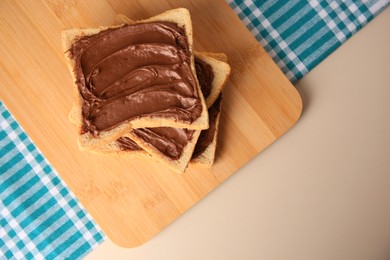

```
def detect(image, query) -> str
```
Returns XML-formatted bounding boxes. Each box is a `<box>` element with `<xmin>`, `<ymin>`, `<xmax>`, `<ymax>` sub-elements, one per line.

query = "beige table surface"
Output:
<box><xmin>87</xmin><ymin>8</ymin><xmax>390</xmax><ymax>260</ymax></box>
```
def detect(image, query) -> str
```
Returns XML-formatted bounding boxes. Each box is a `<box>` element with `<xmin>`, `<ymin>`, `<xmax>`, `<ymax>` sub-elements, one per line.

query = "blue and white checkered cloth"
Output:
<box><xmin>0</xmin><ymin>102</ymin><xmax>104</xmax><ymax>259</ymax></box>
<box><xmin>1</xmin><ymin>1</ymin><xmax>388</xmax><ymax>258</ymax></box>
<box><xmin>227</xmin><ymin>0</ymin><xmax>389</xmax><ymax>82</ymax></box>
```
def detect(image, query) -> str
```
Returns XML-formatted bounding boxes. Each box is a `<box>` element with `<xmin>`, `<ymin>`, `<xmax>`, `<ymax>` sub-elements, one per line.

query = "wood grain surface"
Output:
<box><xmin>0</xmin><ymin>0</ymin><xmax>302</xmax><ymax>247</ymax></box>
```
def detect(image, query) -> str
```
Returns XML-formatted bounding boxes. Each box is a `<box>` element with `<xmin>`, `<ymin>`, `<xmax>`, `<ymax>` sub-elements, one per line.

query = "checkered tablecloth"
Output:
<box><xmin>1</xmin><ymin>1</ymin><xmax>388</xmax><ymax>258</ymax></box>
<box><xmin>227</xmin><ymin>0</ymin><xmax>389</xmax><ymax>82</ymax></box>
<box><xmin>0</xmin><ymin>102</ymin><xmax>104</xmax><ymax>259</ymax></box>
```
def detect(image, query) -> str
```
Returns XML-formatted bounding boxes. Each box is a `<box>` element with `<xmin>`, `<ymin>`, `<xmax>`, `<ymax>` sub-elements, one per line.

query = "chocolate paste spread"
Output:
<box><xmin>118</xmin><ymin>57</ymin><xmax>218</xmax><ymax>160</ymax></box>
<box><xmin>195</xmin><ymin>58</ymin><xmax>214</xmax><ymax>98</ymax></box>
<box><xmin>116</xmin><ymin>137</ymin><xmax>142</xmax><ymax>151</ymax></box>
<box><xmin>192</xmin><ymin>95</ymin><xmax>222</xmax><ymax>159</ymax></box>
<box><xmin>69</xmin><ymin>22</ymin><xmax>202</xmax><ymax>135</ymax></box>
<box><xmin>132</xmin><ymin>127</ymin><xmax>194</xmax><ymax>160</ymax></box>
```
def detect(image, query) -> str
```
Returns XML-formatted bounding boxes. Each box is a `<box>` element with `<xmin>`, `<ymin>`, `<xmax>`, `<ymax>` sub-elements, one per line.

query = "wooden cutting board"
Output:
<box><xmin>0</xmin><ymin>0</ymin><xmax>302</xmax><ymax>247</ymax></box>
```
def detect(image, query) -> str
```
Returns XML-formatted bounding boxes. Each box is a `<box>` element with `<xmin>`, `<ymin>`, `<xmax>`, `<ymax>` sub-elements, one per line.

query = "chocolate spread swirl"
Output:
<box><xmin>116</xmin><ymin>137</ymin><xmax>142</xmax><ymax>151</ymax></box>
<box><xmin>132</xmin><ymin>127</ymin><xmax>194</xmax><ymax>160</ymax></box>
<box><xmin>195</xmin><ymin>58</ymin><xmax>214</xmax><ymax>99</ymax></box>
<box><xmin>69</xmin><ymin>22</ymin><xmax>202</xmax><ymax>135</ymax></box>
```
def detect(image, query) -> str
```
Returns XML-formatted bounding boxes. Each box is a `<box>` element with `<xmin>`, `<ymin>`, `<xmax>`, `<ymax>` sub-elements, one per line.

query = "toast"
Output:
<box><xmin>62</xmin><ymin>8</ymin><xmax>209</xmax><ymax>151</ymax></box>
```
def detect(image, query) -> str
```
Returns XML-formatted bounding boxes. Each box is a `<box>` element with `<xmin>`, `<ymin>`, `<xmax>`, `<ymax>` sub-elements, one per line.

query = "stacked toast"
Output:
<box><xmin>62</xmin><ymin>8</ymin><xmax>230</xmax><ymax>173</ymax></box>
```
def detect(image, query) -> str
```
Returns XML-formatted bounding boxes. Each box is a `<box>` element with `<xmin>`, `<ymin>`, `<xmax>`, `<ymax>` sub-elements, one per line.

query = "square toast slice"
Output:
<box><xmin>62</xmin><ymin>8</ymin><xmax>209</xmax><ymax>151</ymax></box>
